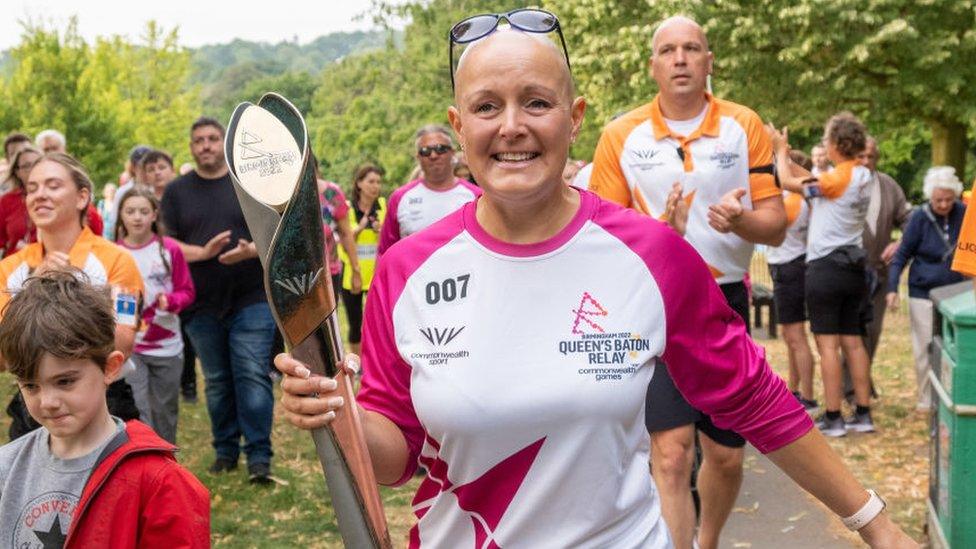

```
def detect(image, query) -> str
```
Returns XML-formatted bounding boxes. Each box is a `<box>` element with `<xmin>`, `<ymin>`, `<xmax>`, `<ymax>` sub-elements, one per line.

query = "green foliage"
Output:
<box><xmin>209</xmin><ymin>70</ymin><xmax>320</xmax><ymax>125</ymax></box>
<box><xmin>3</xmin><ymin>2</ymin><xmax>972</xmax><ymax>197</ymax></box>
<box><xmin>306</xmin><ymin>0</ymin><xmax>976</xmax><ymax>192</ymax></box>
<box><xmin>555</xmin><ymin>0</ymin><xmax>976</xmax><ymax>192</ymax></box>
<box><xmin>194</xmin><ymin>32</ymin><xmax>391</xmax><ymax>117</ymax></box>
<box><xmin>307</xmin><ymin>0</ymin><xmax>533</xmax><ymax>190</ymax></box>
<box><xmin>193</xmin><ymin>32</ymin><xmax>388</xmax><ymax>82</ymax></box>
<box><xmin>0</xmin><ymin>19</ymin><xmax>199</xmax><ymax>187</ymax></box>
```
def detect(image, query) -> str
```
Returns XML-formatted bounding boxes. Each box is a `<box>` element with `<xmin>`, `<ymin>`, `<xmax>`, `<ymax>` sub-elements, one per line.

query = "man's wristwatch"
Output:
<box><xmin>842</xmin><ymin>490</ymin><xmax>886</xmax><ymax>531</ymax></box>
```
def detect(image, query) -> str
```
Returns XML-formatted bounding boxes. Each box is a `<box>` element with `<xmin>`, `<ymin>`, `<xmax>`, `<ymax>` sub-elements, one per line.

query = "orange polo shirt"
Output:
<box><xmin>589</xmin><ymin>93</ymin><xmax>778</xmax><ymax>283</ymax></box>
<box><xmin>0</xmin><ymin>227</ymin><xmax>143</xmax><ymax>326</ymax></box>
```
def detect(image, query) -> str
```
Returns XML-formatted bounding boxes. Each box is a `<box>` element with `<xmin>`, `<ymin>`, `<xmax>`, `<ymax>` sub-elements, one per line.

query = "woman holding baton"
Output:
<box><xmin>276</xmin><ymin>9</ymin><xmax>914</xmax><ymax>547</ymax></box>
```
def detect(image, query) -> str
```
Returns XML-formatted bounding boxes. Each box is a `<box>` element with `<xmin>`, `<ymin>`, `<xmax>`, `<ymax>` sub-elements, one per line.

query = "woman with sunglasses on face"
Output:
<box><xmin>276</xmin><ymin>10</ymin><xmax>914</xmax><ymax>548</ymax></box>
<box><xmin>376</xmin><ymin>125</ymin><xmax>480</xmax><ymax>256</ymax></box>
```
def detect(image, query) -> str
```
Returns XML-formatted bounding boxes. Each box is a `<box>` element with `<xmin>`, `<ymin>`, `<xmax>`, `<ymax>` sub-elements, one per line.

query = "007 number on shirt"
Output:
<box><xmin>425</xmin><ymin>274</ymin><xmax>471</xmax><ymax>305</ymax></box>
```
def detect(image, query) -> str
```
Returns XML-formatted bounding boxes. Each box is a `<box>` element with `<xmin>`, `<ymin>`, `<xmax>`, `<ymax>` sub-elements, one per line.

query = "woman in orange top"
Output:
<box><xmin>772</xmin><ymin>113</ymin><xmax>875</xmax><ymax>438</ymax></box>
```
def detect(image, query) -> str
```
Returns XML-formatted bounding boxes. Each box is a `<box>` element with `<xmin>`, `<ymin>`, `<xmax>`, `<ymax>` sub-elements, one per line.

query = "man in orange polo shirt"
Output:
<box><xmin>589</xmin><ymin>16</ymin><xmax>786</xmax><ymax>549</ymax></box>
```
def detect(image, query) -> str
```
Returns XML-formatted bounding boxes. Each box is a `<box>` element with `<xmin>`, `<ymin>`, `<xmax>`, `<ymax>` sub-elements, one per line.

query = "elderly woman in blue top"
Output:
<box><xmin>886</xmin><ymin>166</ymin><xmax>967</xmax><ymax>411</ymax></box>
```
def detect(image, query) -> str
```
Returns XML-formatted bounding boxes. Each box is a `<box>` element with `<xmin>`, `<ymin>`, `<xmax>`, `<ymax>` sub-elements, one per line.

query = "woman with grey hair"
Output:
<box><xmin>886</xmin><ymin>166</ymin><xmax>967</xmax><ymax>410</ymax></box>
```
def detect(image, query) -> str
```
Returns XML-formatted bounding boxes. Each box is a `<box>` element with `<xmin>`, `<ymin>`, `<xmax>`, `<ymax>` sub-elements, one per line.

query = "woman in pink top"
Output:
<box><xmin>274</xmin><ymin>11</ymin><xmax>913</xmax><ymax>548</ymax></box>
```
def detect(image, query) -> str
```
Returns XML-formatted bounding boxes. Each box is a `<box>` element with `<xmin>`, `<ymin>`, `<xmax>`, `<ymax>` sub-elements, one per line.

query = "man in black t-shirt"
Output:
<box><xmin>161</xmin><ymin>117</ymin><xmax>276</xmax><ymax>484</ymax></box>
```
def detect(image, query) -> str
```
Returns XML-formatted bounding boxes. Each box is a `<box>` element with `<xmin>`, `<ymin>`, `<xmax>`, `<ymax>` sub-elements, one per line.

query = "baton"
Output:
<box><xmin>225</xmin><ymin>93</ymin><xmax>391</xmax><ymax>548</ymax></box>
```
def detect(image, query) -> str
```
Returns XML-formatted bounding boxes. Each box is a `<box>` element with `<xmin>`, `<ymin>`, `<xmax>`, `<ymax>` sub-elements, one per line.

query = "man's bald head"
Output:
<box><xmin>651</xmin><ymin>15</ymin><xmax>709</xmax><ymax>54</ymax></box>
<box><xmin>648</xmin><ymin>14</ymin><xmax>713</xmax><ymax>104</ymax></box>
<box><xmin>454</xmin><ymin>27</ymin><xmax>574</xmax><ymax>101</ymax></box>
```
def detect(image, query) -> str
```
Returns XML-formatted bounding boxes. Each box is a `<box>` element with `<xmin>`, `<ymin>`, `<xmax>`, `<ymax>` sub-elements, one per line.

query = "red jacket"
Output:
<box><xmin>64</xmin><ymin>420</ymin><xmax>210</xmax><ymax>548</ymax></box>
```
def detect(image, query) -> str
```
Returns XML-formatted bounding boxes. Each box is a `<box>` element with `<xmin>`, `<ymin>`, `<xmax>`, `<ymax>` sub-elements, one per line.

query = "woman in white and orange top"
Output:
<box><xmin>765</xmin><ymin>148</ymin><xmax>816</xmax><ymax>413</ymax></box>
<box><xmin>0</xmin><ymin>153</ymin><xmax>144</xmax><ymax>439</ymax></box>
<box><xmin>772</xmin><ymin>113</ymin><xmax>874</xmax><ymax>438</ymax></box>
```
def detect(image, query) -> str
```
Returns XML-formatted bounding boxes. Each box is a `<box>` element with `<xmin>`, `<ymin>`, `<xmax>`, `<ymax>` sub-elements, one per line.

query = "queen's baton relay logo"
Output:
<box><xmin>231</xmin><ymin>104</ymin><xmax>303</xmax><ymax>210</ymax></box>
<box><xmin>571</xmin><ymin>292</ymin><xmax>607</xmax><ymax>334</ymax></box>
<box><xmin>560</xmin><ymin>292</ymin><xmax>650</xmax><ymax>381</ymax></box>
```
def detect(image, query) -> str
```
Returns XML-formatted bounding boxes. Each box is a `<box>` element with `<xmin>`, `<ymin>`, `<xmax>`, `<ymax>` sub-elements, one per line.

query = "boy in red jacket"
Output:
<box><xmin>0</xmin><ymin>269</ymin><xmax>210</xmax><ymax>547</ymax></box>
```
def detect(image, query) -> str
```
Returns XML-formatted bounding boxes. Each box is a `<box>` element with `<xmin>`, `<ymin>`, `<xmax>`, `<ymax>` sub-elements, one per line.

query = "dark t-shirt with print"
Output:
<box><xmin>161</xmin><ymin>170</ymin><xmax>265</xmax><ymax>318</ymax></box>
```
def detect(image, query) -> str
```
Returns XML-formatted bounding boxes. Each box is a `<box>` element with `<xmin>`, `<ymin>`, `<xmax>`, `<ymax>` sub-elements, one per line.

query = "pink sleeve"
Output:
<box><xmin>163</xmin><ymin>237</ymin><xmax>196</xmax><ymax>314</ymax></box>
<box><xmin>331</xmin><ymin>184</ymin><xmax>350</xmax><ymax>220</ymax></box>
<box><xmin>596</xmin><ymin>199</ymin><xmax>812</xmax><ymax>453</ymax></box>
<box><xmin>377</xmin><ymin>187</ymin><xmax>403</xmax><ymax>257</ymax></box>
<box><xmin>356</xmin><ymin>261</ymin><xmax>423</xmax><ymax>486</ymax></box>
<box><xmin>357</xmin><ymin>210</ymin><xmax>467</xmax><ymax>485</ymax></box>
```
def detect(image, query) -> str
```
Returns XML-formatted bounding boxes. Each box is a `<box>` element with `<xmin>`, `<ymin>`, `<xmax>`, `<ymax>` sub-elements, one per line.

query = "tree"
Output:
<box><xmin>556</xmin><ymin>0</ymin><xmax>976</xmax><ymax>187</ymax></box>
<box><xmin>199</xmin><ymin>60</ymin><xmax>285</xmax><ymax>118</ymax></box>
<box><xmin>307</xmin><ymin>0</ymin><xmax>533</xmax><ymax>189</ymax></box>
<box><xmin>85</xmin><ymin>22</ymin><xmax>199</xmax><ymax>172</ymax></box>
<box><xmin>208</xmin><ymin>70</ymin><xmax>319</xmax><ymax>125</ymax></box>
<box><xmin>0</xmin><ymin>19</ymin><xmax>199</xmax><ymax>186</ymax></box>
<box><xmin>0</xmin><ymin>18</ymin><xmax>121</xmax><ymax>184</ymax></box>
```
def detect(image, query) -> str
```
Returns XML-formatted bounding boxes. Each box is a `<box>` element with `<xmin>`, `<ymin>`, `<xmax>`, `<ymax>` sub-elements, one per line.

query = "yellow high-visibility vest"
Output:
<box><xmin>339</xmin><ymin>196</ymin><xmax>387</xmax><ymax>291</ymax></box>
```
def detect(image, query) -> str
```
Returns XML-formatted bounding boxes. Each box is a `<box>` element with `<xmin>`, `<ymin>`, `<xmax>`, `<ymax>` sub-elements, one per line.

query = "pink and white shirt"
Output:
<box><xmin>358</xmin><ymin>189</ymin><xmax>813</xmax><ymax>547</ymax></box>
<box><xmin>119</xmin><ymin>236</ymin><xmax>195</xmax><ymax>356</ymax></box>
<box><xmin>319</xmin><ymin>180</ymin><xmax>350</xmax><ymax>276</ymax></box>
<box><xmin>377</xmin><ymin>178</ymin><xmax>480</xmax><ymax>256</ymax></box>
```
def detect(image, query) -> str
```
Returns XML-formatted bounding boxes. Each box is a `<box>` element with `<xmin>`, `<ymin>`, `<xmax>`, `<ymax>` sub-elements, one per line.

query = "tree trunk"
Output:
<box><xmin>930</xmin><ymin>119</ymin><xmax>968</xmax><ymax>178</ymax></box>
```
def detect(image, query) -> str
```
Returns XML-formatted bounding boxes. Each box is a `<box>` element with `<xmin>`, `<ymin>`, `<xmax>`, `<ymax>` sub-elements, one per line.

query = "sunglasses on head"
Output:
<box><xmin>449</xmin><ymin>8</ymin><xmax>571</xmax><ymax>92</ymax></box>
<box><xmin>418</xmin><ymin>144</ymin><xmax>453</xmax><ymax>157</ymax></box>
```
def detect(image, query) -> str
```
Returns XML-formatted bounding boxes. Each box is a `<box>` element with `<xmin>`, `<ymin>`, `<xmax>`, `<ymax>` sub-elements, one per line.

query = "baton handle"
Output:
<box><xmin>292</xmin><ymin>323</ymin><xmax>392</xmax><ymax>549</ymax></box>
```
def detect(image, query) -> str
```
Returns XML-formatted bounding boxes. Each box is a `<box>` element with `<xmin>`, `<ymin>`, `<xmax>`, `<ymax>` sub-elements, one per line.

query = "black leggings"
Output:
<box><xmin>341</xmin><ymin>289</ymin><xmax>367</xmax><ymax>344</ymax></box>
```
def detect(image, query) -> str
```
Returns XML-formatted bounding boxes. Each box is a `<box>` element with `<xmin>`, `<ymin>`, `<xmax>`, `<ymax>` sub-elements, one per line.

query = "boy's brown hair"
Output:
<box><xmin>0</xmin><ymin>268</ymin><xmax>115</xmax><ymax>380</ymax></box>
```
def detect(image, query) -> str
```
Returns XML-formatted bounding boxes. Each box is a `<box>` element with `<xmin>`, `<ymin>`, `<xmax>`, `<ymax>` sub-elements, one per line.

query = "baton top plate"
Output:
<box><xmin>231</xmin><ymin>105</ymin><xmax>303</xmax><ymax>211</ymax></box>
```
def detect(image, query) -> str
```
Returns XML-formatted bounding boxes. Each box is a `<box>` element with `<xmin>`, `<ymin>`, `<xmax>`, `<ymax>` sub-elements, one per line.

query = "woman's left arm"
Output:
<box><xmin>645</xmin><ymin>224</ymin><xmax>916</xmax><ymax>546</ymax></box>
<box><xmin>768</xmin><ymin>432</ymin><xmax>916</xmax><ymax>547</ymax></box>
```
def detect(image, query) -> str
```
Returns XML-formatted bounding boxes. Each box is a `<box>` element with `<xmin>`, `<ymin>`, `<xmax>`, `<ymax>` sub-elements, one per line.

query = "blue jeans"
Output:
<box><xmin>186</xmin><ymin>302</ymin><xmax>276</xmax><ymax>466</ymax></box>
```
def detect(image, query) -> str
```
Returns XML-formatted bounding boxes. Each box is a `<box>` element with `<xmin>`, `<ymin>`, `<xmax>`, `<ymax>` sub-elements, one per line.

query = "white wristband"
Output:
<box><xmin>842</xmin><ymin>490</ymin><xmax>886</xmax><ymax>531</ymax></box>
